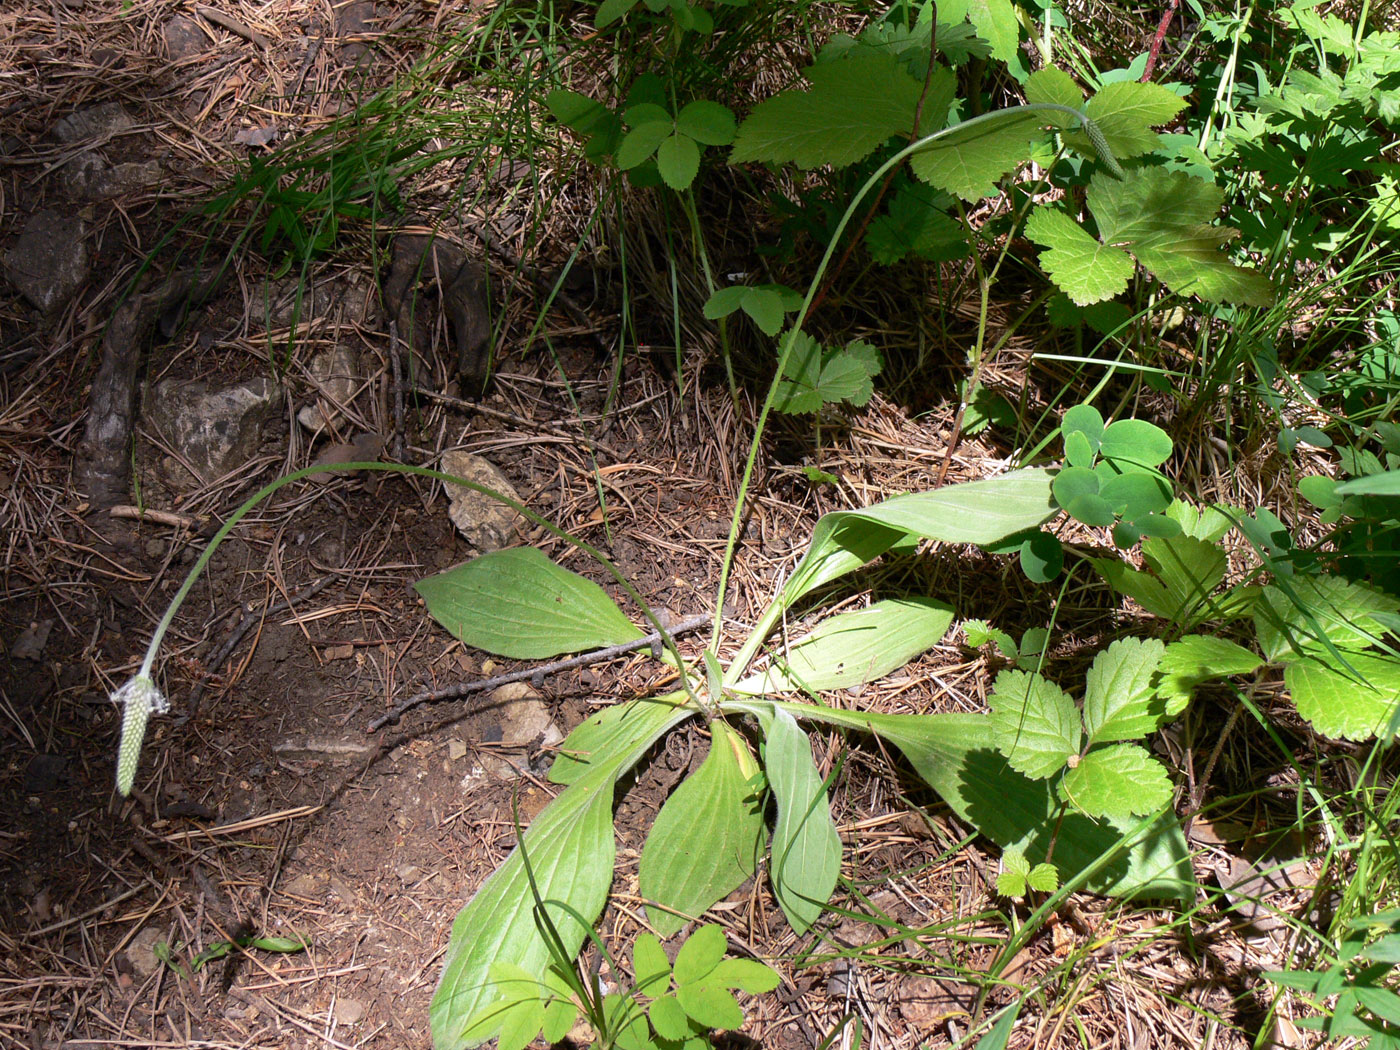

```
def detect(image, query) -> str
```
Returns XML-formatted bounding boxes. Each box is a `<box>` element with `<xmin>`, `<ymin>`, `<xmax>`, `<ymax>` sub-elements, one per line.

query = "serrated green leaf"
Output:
<box><xmin>676</xmin><ymin>100</ymin><xmax>736</xmax><ymax>145</ymax></box>
<box><xmin>541</xmin><ymin>992</ymin><xmax>578</xmax><ymax>1044</ymax></box>
<box><xmin>1336</xmin><ymin>469</ymin><xmax>1400</xmax><ymax>497</ymax></box>
<box><xmin>1058</xmin><ymin>743</ymin><xmax>1173</xmax><ymax>818</ymax></box>
<box><xmin>865</xmin><ymin>179</ymin><xmax>968</xmax><ymax>264</ymax></box>
<box><xmin>1026</xmin><ymin>66</ymin><xmax>1084</xmax><ymax>120</ymax></box>
<box><xmin>1028</xmin><ymin>862</ymin><xmax>1059</xmax><ymax>892</ymax></box>
<box><xmin>1025</xmin><ymin>207</ymin><xmax>1135</xmax><ymax>305</ymax></box>
<box><xmin>1285</xmin><ymin>653</ymin><xmax>1400</xmax><ymax>741</ymax></box>
<box><xmin>1072</xmin><ymin>80</ymin><xmax>1186</xmax><ymax>160</ymax></box>
<box><xmin>1083</xmin><ymin>637</ymin><xmax>1167</xmax><ymax>743</ymax></box>
<box><xmin>1100</xmin><ymin>418</ymin><xmax>1173</xmax><ymax>468</ymax></box>
<box><xmin>966</xmin><ymin>0</ymin><xmax>1023</xmax><ymax>69</ymax></box>
<box><xmin>674</xmin><ymin>925</ymin><xmax>727</xmax><ymax>986</ymax></box>
<box><xmin>625</xmin><ymin>102</ymin><xmax>672</xmax><ymax>127</ymax></box>
<box><xmin>1086</xmin><ymin>169</ymin><xmax>1274</xmax><ymax>306</ymax></box>
<box><xmin>1154</xmin><ymin>635</ymin><xmax>1261</xmax><ymax>711</ymax></box>
<box><xmin>416</xmin><ymin>548</ymin><xmax>643</xmax><ymax>659</ymax></box>
<box><xmin>740</xmin><ymin>597</ymin><xmax>953</xmax><ymax>695</ymax></box>
<box><xmin>596</xmin><ymin>0</ymin><xmax>640</xmax><ymax>27</ymax></box>
<box><xmin>708</xmin><ymin>958</ymin><xmax>781</xmax><ymax>993</ymax></box>
<box><xmin>1003</xmin><ymin>847</ymin><xmax>1030</xmax><ymax>877</ymax></box>
<box><xmin>764</xmin><ymin>708</ymin><xmax>841</xmax><ymax>933</ymax></box>
<box><xmin>773</xmin><ymin>330</ymin><xmax>825</xmax><ymax>414</ymax></box>
<box><xmin>911</xmin><ymin>109</ymin><xmax>1048</xmax><ymax>200</ymax></box>
<box><xmin>963</xmin><ymin>620</ymin><xmax>993</xmax><ymax>646</ymax></box>
<box><xmin>649</xmin><ymin>994</ymin><xmax>693</xmax><ymax>1041</ymax></box>
<box><xmin>634</xmin><ymin>934</ymin><xmax>672</xmax><ymax>994</ymax></box>
<box><xmin>640</xmin><ymin>723</ymin><xmax>766</xmax><ymax>936</ymax></box>
<box><xmin>676</xmin><ymin>983</ymin><xmax>743</xmax><ymax>1031</ymax></box>
<box><xmin>617</xmin><ymin>121</ymin><xmax>673</xmax><ymax>169</ymax></box>
<box><xmin>1254</xmin><ymin>577</ymin><xmax>1400</xmax><ymax>662</ymax></box>
<box><xmin>740</xmin><ymin>287</ymin><xmax>786</xmax><ymax>336</ymax></box>
<box><xmin>988</xmin><ymin>669</ymin><xmax>1082</xmax><ymax>779</ymax></box>
<box><xmin>657</xmin><ymin>132</ymin><xmax>702</xmax><ymax>189</ymax></box>
<box><xmin>730</xmin><ymin>53</ymin><xmax>930</xmax><ymax>169</ymax></box>
<box><xmin>996</xmin><ymin>868</ymin><xmax>1027</xmax><ymax>898</ymax></box>
<box><xmin>703</xmin><ymin>285</ymin><xmax>749</xmax><ymax>320</ymax></box>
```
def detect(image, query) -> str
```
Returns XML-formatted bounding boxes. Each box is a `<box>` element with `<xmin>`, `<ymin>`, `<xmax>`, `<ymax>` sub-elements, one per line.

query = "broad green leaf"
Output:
<box><xmin>703</xmin><ymin>285</ymin><xmax>749</xmax><ymax>319</ymax></box>
<box><xmin>730</xmin><ymin>53</ymin><xmax>929</xmax><ymax>169</ymax></box>
<box><xmin>1336</xmin><ymin>469</ymin><xmax>1400</xmax><ymax>496</ymax></box>
<box><xmin>1072</xmin><ymin>80</ymin><xmax>1186</xmax><ymax>160</ymax></box>
<box><xmin>640</xmin><ymin>723</ymin><xmax>766</xmax><ymax>936</ymax></box>
<box><xmin>767</xmin><ymin>707</ymin><xmax>1193</xmax><ymax>900</ymax></box>
<box><xmin>1019</xmin><ymin>530</ymin><xmax>1063</xmax><ymax>582</ymax></box>
<box><xmin>1025</xmin><ymin>66</ymin><xmax>1084</xmax><ymax>119</ymax></box>
<box><xmin>676</xmin><ymin>100</ymin><xmax>736</xmax><ymax>145</ymax></box>
<box><xmin>987</xmin><ymin>670</ymin><xmax>1081</xmax><ymax>779</ymax></box>
<box><xmin>1065</xmin><ymin>491</ymin><xmax>1116</xmax><ymax>527</ymax></box>
<box><xmin>966</xmin><ymin>0</ymin><xmax>1023</xmax><ymax>70</ymax></box>
<box><xmin>549</xmin><ymin>695</ymin><xmax>694</xmax><ymax>785</ymax></box>
<box><xmin>1098</xmin><ymin>472</ymin><xmax>1171</xmax><ymax>518</ymax></box>
<box><xmin>489</xmin><ymin>964</ymin><xmax>547</xmax><ymax>1050</ymax></box>
<box><xmin>781</xmin><ymin>468</ymin><xmax>1057</xmax><ymax>605</ymax></box>
<box><xmin>624</xmin><ymin>102</ymin><xmax>672</xmax><ymax>127</ymax></box>
<box><xmin>673</xmin><ymin>924</ymin><xmax>727</xmax><ymax>985</ymax></box>
<box><xmin>1093</xmin><ymin>535</ymin><xmax>1229</xmax><ymax>627</ymax></box>
<box><xmin>676</xmin><ymin>983</ymin><xmax>743</xmax><ymax>1031</ymax></box>
<box><xmin>1254</xmin><ymin>577</ymin><xmax>1399</xmax><ymax>662</ymax></box>
<box><xmin>1099</xmin><ymin>418</ymin><xmax>1173</xmax><ymax>467</ymax></box>
<box><xmin>431</xmin><ymin>765</ymin><xmax>618</xmax><ymax>1048</ymax></box>
<box><xmin>1285</xmin><ymin>653</ymin><xmax>1400</xmax><ymax>741</ymax></box>
<box><xmin>657</xmin><ymin>132</ymin><xmax>701</xmax><ymax>189</ymax></box>
<box><xmin>708</xmin><ymin>958</ymin><xmax>781</xmax><ymax>993</ymax></box>
<box><xmin>541</xmin><ymin>978</ymin><xmax>578</xmax><ymax>1044</ymax></box>
<box><xmin>649</xmin><ymin>995</ymin><xmax>692</xmax><ymax>1041</ymax></box>
<box><xmin>739</xmin><ymin>597</ymin><xmax>953</xmax><ymax>694</ymax></box>
<box><xmin>865</xmin><ymin>179</ymin><xmax>968</xmax><ymax>264</ymax></box>
<box><xmin>741</xmin><ymin>287</ymin><xmax>788</xmax><ymax>336</ymax></box>
<box><xmin>1028</xmin><ymin>862</ymin><xmax>1059</xmax><ymax>892</ymax></box>
<box><xmin>1058</xmin><ymin>743</ymin><xmax>1173</xmax><ymax>819</ymax></box>
<box><xmin>1086</xmin><ymin>169</ymin><xmax>1274</xmax><ymax>306</ymax></box>
<box><xmin>602</xmin><ymin>994</ymin><xmax>652</xmax><ymax>1050</ymax></box>
<box><xmin>546</xmin><ymin>89</ymin><xmax>615</xmax><ymax>137</ymax></box>
<box><xmin>1154</xmin><ymin>635</ymin><xmax>1262</xmax><ymax>711</ymax></box>
<box><xmin>416</xmin><ymin>548</ymin><xmax>643</xmax><ymax>659</ymax></box>
<box><xmin>763</xmin><ymin>708</ymin><xmax>841</xmax><ymax>933</ymax></box>
<box><xmin>1025</xmin><ymin>206</ymin><xmax>1135</xmax><ymax>305</ymax></box>
<box><xmin>633</xmin><ymin>934</ymin><xmax>672</xmax><ymax>994</ymax></box>
<box><xmin>911</xmin><ymin>109</ymin><xmax>1048</xmax><ymax>200</ymax></box>
<box><xmin>774</xmin><ymin>330</ymin><xmax>825</xmax><ymax>414</ymax></box>
<box><xmin>1083</xmin><ymin>637</ymin><xmax>1167</xmax><ymax>744</ymax></box>
<box><xmin>595</xmin><ymin>0</ymin><xmax>640</xmax><ymax>26</ymax></box>
<box><xmin>1062</xmin><ymin>403</ymin><xmax>1104</xmax><ymax>446</ymax></box>
<box><xmin>617</xmin><ymin>120</ymin><xmax>672</xmax><ymax>169</ymax></box>
<box><xmin>1052</xmin><ymin>465</ymin><xmax>1100</xmax><ymax>507</ymax></box>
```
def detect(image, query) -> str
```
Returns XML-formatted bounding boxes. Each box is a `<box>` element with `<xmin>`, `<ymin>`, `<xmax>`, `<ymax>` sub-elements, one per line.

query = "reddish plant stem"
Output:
<box><xmin>1141</xmin><ymin>0</ymin><xmax>1182</xmax><ymax>83</ymax></box>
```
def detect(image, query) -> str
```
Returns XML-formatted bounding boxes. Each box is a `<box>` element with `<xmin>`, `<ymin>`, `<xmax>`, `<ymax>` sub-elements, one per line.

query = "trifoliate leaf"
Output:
<box><xmin>1154</xmin><ymin>635</ymin><xmax>1262</xmax><ymax>711</ymax></box>
<box><xmin>774</xmin><ymin>334</ymin><xmax>884</xmax><ymax>413</ymax></box>
<box><xmin>988</xmin><ymin>669</ymin><xmax>1082</xmax><ymax>779</ymax></box>
<box><xmin>1058</xmin><ymin>743</ymin><xmax>1173</xmax><ymax>818</ymax></box>
<box><xmin>773</xmin><ymin>330</ymin><xmax>824</xmax><ymax>414</ymax></box>
<box><xmin>617</xmin><ymin>121</ymin><xmax>673</xmax><ymax>169</ymax></box>
<box><xmin>676</xmin><ymin>983</ymin><xmax>743</xmax><ymax>1031</ymax></box>
<box><xmin>730</xmin><ymin>53</ymin><xmax>932</xmax><ymax>169</ymax></box>
<box><xmin>1286</xmin><ymin>652</ymin><xmax>1400</xmax><ymax>741</ymax></box>
<box><xmin>911</xmin><ymin>109</ymin><xmax>1049</xmax><ymax>200</ymax></box>
<box><xmin>648</xmin><ymin>995</ymin><xmax>692</xmax><ymax>1042</ymax></box>
<box><xmin>1083</xmin><ymin>637</ymin><xmax>1167</xmax><ymax>744</ymax></box>
<box><xmin>708</xmin><ymin>958</ymin><xmax>781</xmax><ymax>993</ymax></box>
<box><xmin>633</xmin><ymin>934</ymin><xmax>672</xmax><ymax>994</ymax></box>
<box><xmin>673</xmin><ymin>925</ymin><xmax>727</xmax><ymax>985</ymax></box>
<box><xmin>1028</xmin><ymin>862</ymin><xmax>1059</xmax><ymax>893</ymax></box>
<box><xmin>1086</xmin><ymin>168</ymin><xmax>1275</xmax><ymax>306</ymax></box>
<box><xmin>1025</xmin><ymin>207</ymin><xmax>1135</xmax><ymax>305</ymax></box>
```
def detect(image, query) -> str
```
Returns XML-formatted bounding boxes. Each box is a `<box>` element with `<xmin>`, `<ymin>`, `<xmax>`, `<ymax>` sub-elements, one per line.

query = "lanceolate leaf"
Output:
<box><xmin>640</xmin><ymin>723</ymin><xmax>766</xmax><ymax>936</ymax></box>
<box><xmin>780</xmin><ymin>468</ymin><xmax>1057</xmax><ymax>607</ymax></box>
<box><xmin>1083</xmin><ymin>637</ymin><xmax>1167</xmax><ymax>744</ymax></box>
<box><xmin>1058</xmin><ymin>743</ymin><xmax>1173</xmax><ymax>819</ymax></box>
<box><xmin>987</xmin><ymin>670</ymin><xmax>1081</xmax><ymax>779</ymax></box>
<box><xmin>763</xmin><ymin>708</ymin><xmax>841</xmax><ymax>933</ymax></box>
<box><xmin>730</xmin><ymin>52</ymin><xmax>931</xmax><ymax>169</ymax></box>
<box><xmin>739</xmin><ymin>597</ymin><xmax>954</xmax><ymax>694</ymax></box>
<box><xmin>432</xmin><ymin>697</ymin><xmax>687</xmax><ymax>1048</ymax></box>
<box><xmin>416</xmin><ymin>548</ymin><xmax>643</xmax><ymax>659</ymax></box>
<box><xmin>549</xmin><ymin>696</ymin><xmax>694</xmax><ymax>785</ymax></box>
<box><xmin>1285</xmin><ymin>653</ymin><xmax>1400</xmax><ymax>741</ymax></box>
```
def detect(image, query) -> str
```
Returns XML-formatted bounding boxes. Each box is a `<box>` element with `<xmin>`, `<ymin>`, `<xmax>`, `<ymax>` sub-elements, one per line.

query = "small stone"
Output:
<box><xmin>440</xmin><ymin>450</ymin><xmax>525</xmax><ymax>552</ymax></box>
<box><xmin>51</xmin><ymin>102</ymin><xmax>133</xmax><ymax>143</ymax></box>
<box><xmin>331</xmin><ymin>998</ymin><xmax>365</xmax><ymax>1025</ymax></box>
<box><xmin>163</xmin><ymin>15</ymin><xmax>204</xmax><ymax>60</ymax></box>
<box><xmin>145</xmin><ymin>377</ymin><xmax>283</xmax><ymax>487</ymax></box>
<box><xmin>395</xmin><ymin>864</ymin><xmax>423</xmax><ymax>883</ymax></box>
<box><xmin>297</xmin><ymin>347</ymin><xmax>363</xmax><ymax>432</ymax></box>
<box><xmin>125</xmin><ymin>927</ymin><xmax>166</xmax><ymax>978</ymax></box>
<box><xmin>489</xmin><ymin>682</ymin><xmax>551</xmax><ymax>745</ymax></box>
<box><xmin>3</xmin><ymin>211</ymin><xmax>88</xmax><ymax>314</ymax></box>
<box><xmin>283</xmin><ymin>873</ymin><xmax>323</xmax><ymax>898</ymax></box>
<box><xmin>447</xmin><ymin>739</ymin><xmax>468</xmax><ymax>761</ymax></box>
<box><xmin>11</xmin><ymin>620</ymin><xmax>53</xmax><ymax>660</ymax></box>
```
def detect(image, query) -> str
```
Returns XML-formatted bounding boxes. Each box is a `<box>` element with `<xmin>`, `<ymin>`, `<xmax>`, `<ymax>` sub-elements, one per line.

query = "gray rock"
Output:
<box><xmin>61</xmin><ymin>157</ymin><xmax>163</xmax><ymax>200</ymax></box>
<box><xmin>440</xmin><ymin>450</ymin><xmax>525</xmax><ymax>551</ymax></box>
<box><xmin>3</xmin><ymin>210</ymin><xmax>89</xmax><ymax>314</ymax></box>
<box><xmin>146</xmin><ymin>377</ymin><xmax>283</xmax><ymax>485</ymax></box>
<box><xmin>297</xmin><ymin>347</ymin><xmax>363</xmax><ymax>432</ymax></box>
<box><xmin>51</xmin><ymin>102</ymin><xmax>133</xmax><ymax>144</ymax></box>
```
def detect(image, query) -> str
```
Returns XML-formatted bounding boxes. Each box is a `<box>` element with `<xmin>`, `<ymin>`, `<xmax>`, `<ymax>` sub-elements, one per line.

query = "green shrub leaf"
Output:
<box><xmin>676</xmin><ymin>983</ymin><xmax>744</xmax><ymax>1031</ymax></box>
<box><xmin>1058</xmin><ymin>743</ymin><xmax>1173</xmax><ymax>818</ymax></box>
<box><xmin>1072</xmin><ymin>80</ymin><xmax>1186</xmax><ymax>160</ymax></box>
<box><xmin>416</xmin><ymin>548</ymin><xmax>643</xmax><ymax>659</ymax></box>
<box><xmin>910</xmin><ymin>109</ymin><xmax>1049</xmax><ymax>201</ymax></box>
<box><xmin>1099</xmin><ymin>418</ymin><xmax>1173</xmax><ymax>468</ymax></box>
<box><xmin>1254</xmin><ymin>577</ymin><xmax>1399</xmax><ymax>662</ymax></box>
<box><xmin>1154</xmin><ymin>635</ymin><xmax>1262</xmax><ymax>711</ymax></box>
<box><xmin>987</xmin><ymin>670</ymin><xmax>1081</xmax><ymax>779</ymax></box>
<box><xmin>708</xmin><ymin>958</ymin><xmax>781</xmax><ymax>993</ymax></box>
<box><xmin>676</xmin><ymin>100</ymin><xmax>736</xmax><ymax>145</ymax></box>
<box><xmin>657</xmin><ymin>132</ymin><xmax>702</xmax><ymax>189</ymax></box>
<box><xmin>1285</xmin><ymin>653</ymin><xmax>1400</xmax><ymax>741</ymax></box>
<box><xmin>730</xmin><ymin>52</ymin><xmax>931</xmax><ymax>169</ymax></box>
<box><xmin>673</xmin><ymin>924</ymin><xmax>727</xmax><ymax>985</ymax></box>
<box><xmin>763</xmin><ymin>708</ymin><xmax>841</xmax><ymax>933</ymax></box>
<box><xmin>640</xmin><ymin>723</ymin><xmax>766</xmax><ymax>936</ymax></box>
<box><xmin>649</xmin><ymin>994</ymin><xmax>692</xmax><ymax>1041</ymax></box>
<box><xmin>1025</xmin><ymin>206</ymin><xmax>1135</xmax><ymax>304</ymax></box>
<box><xmin>633</xmin><ymin>933</ymin><xmax>672</xmax><ymax>994</ymax></box>
<box><xmin>1083</xmin><ymin>637</ymin><xmax>1167</xmax><ymax>744</ymax></box>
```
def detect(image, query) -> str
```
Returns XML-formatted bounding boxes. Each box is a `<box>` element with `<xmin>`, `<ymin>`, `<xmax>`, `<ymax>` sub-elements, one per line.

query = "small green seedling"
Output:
<box><xmin>996</xmin><ymin>847</ymin><xmax>1058</xmax><ymax>901</ymax></box>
